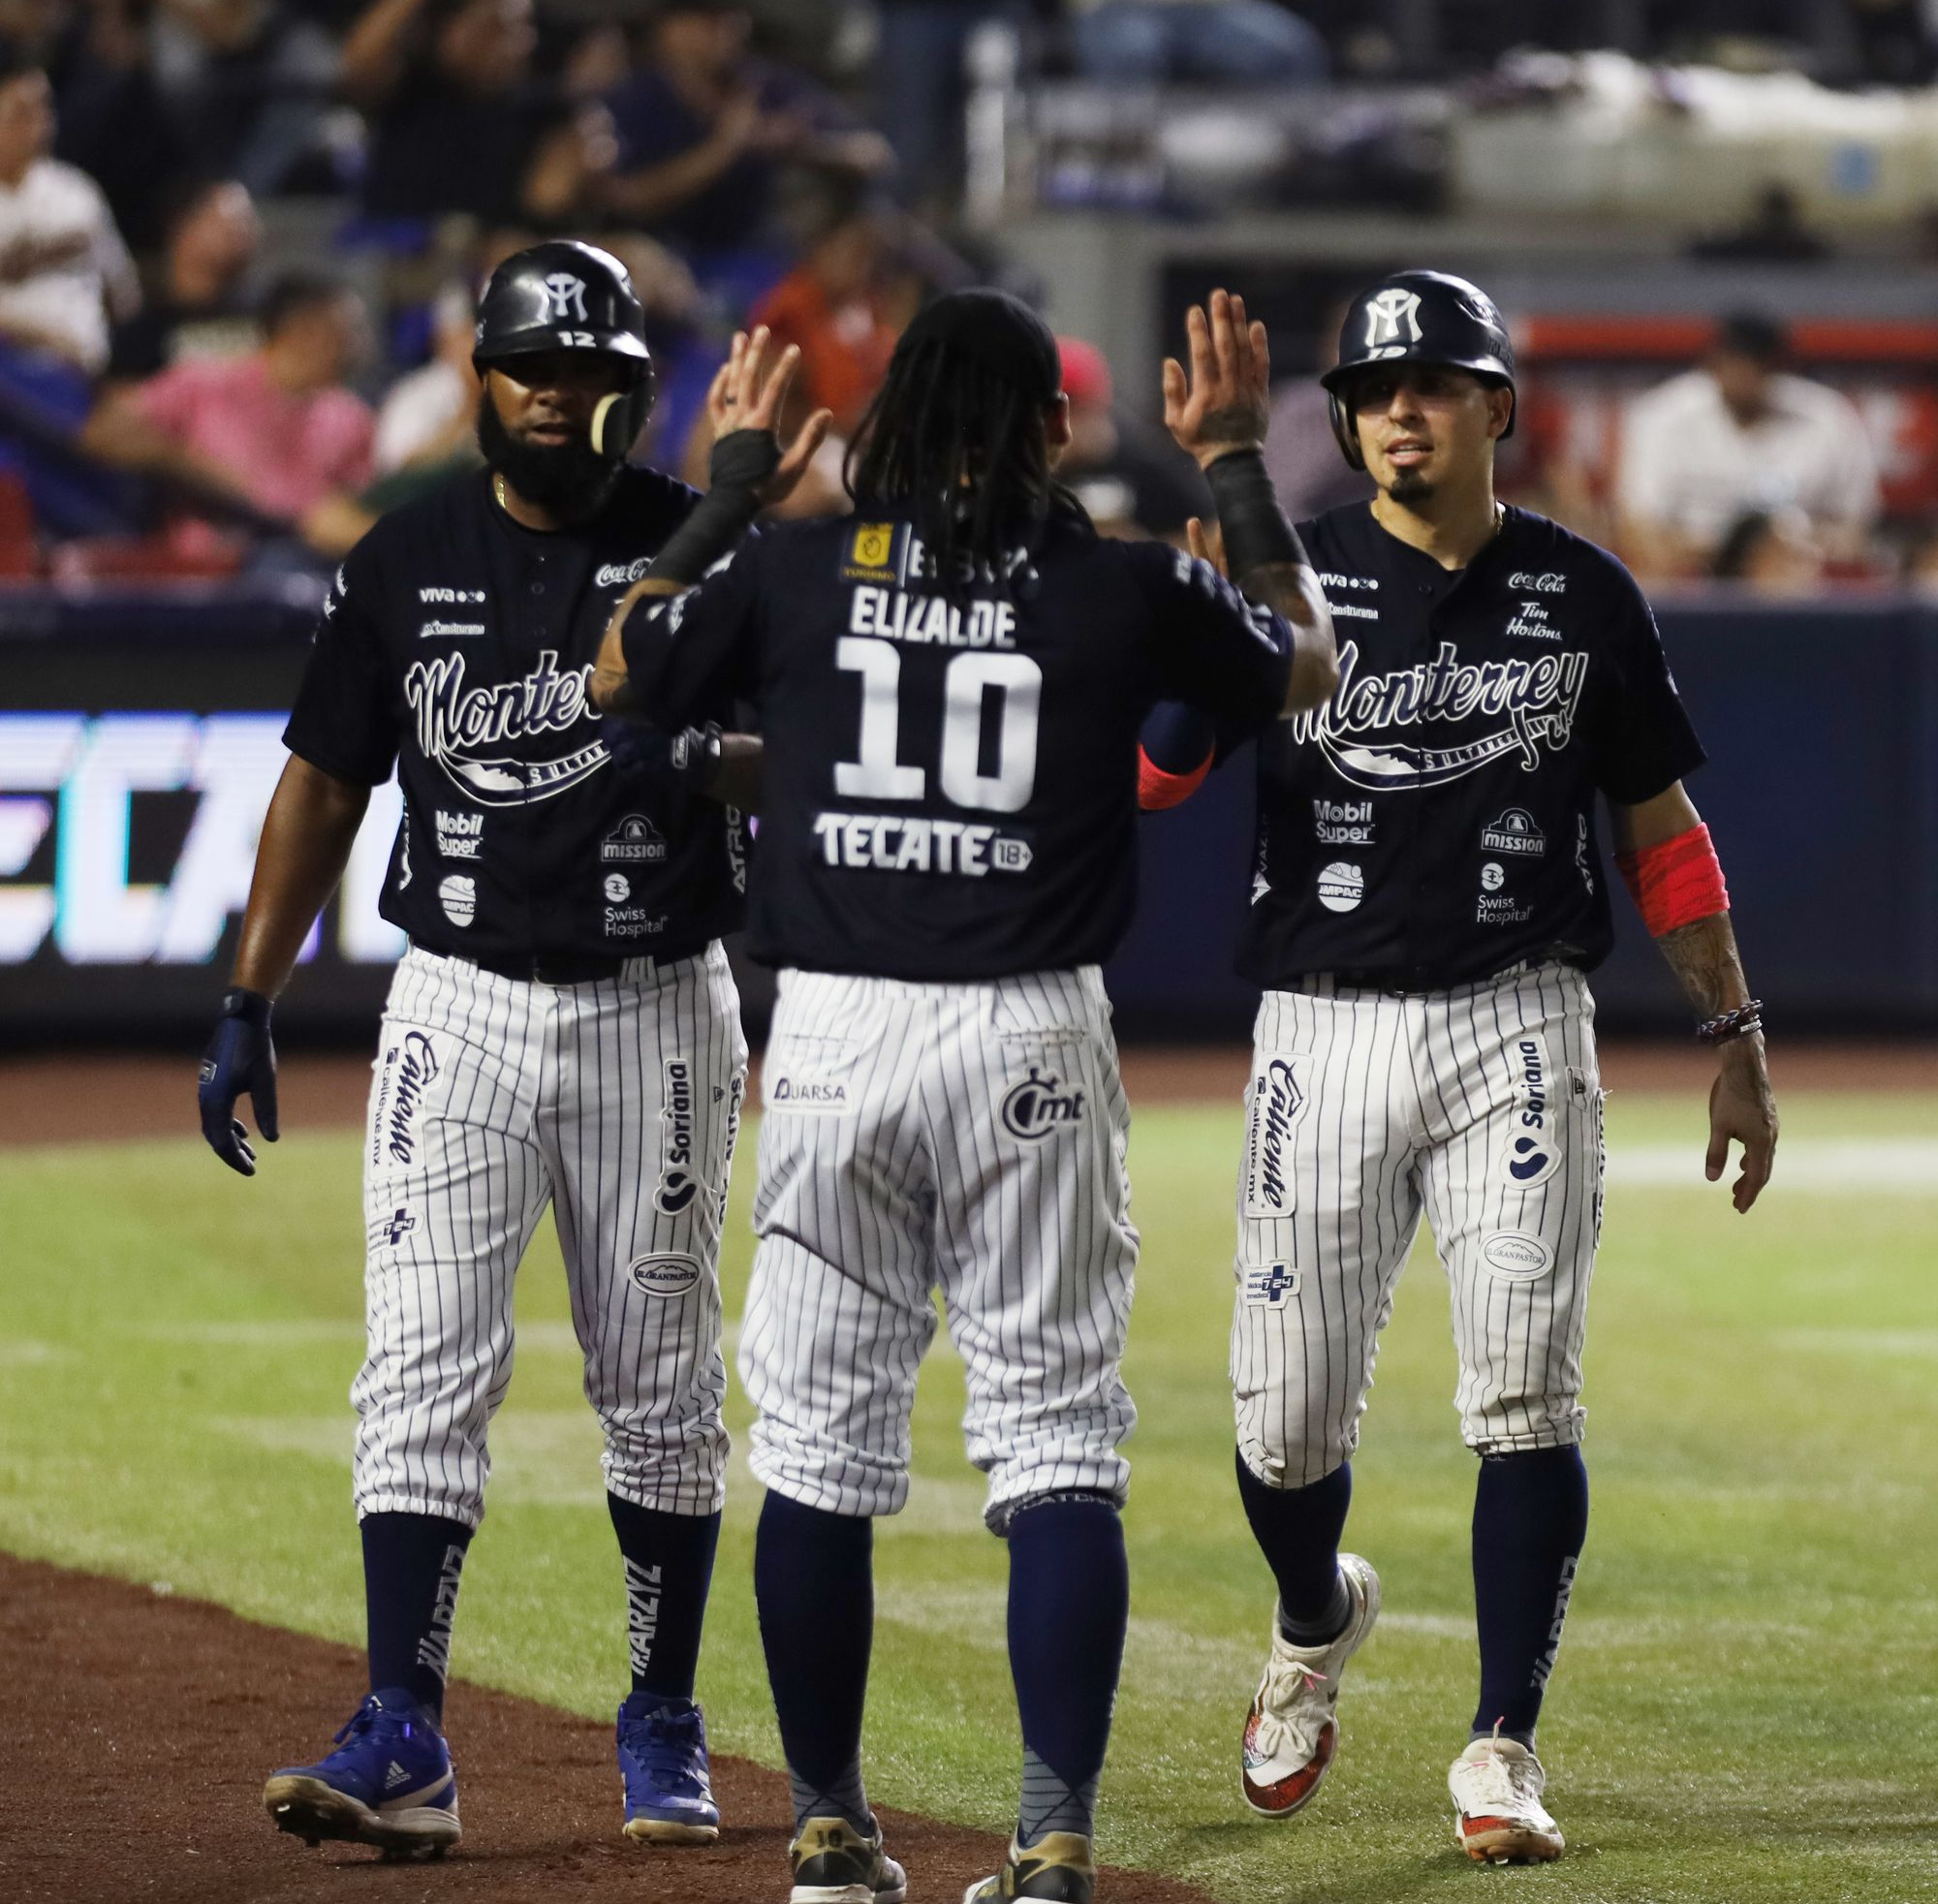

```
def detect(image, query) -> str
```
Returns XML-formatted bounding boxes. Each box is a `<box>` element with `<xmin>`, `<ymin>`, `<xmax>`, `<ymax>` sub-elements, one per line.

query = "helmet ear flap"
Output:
<box><xmin>589</xmin><ymin>366</ymin><xmax>658</xmax><ymax>467</ymax></box>
<box><xmin>1328</xmin><ymin>387</ymin><xmax>1366</xmax><ymax>472</ymax></box>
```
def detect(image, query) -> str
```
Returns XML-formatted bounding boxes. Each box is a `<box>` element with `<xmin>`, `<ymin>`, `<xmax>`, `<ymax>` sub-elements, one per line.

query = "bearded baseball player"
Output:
<box><xmin>1138</xmin><ymin>269</ymin><xmax>1780</xmax><ymax>1862</ymax></box>
<box><xmin>194</xmin><ymin>240</ymin><xmax>827</xmax><ymax>1859</ymax></box>
<box><xmin>593</xmin><ymin>286</ymin><xmax>1336</xmax><ymax>1904</ymax></box>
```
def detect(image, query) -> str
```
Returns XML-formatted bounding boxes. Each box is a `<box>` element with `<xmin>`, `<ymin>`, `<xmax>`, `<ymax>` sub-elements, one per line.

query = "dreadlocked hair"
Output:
<box><xmin>844</xmin><ymin>336</ymin><xmax>1089</xmax><ymax>594</ymax></box>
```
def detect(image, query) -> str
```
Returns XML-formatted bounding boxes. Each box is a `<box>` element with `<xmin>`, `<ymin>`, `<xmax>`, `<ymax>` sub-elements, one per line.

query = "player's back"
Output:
<box><xmin>664</xmin><ymin>508</ymin><xmax>1291</xmax><ymax>981</ymax></box>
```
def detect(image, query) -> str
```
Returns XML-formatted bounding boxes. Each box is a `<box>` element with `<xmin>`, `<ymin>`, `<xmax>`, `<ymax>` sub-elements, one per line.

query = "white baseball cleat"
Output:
<box><xmin>1448</xmin><ymin>1731</ymin><xmax>1565</xmax><ymax>1864</ymax></box>
<box><xmin>1239</xmin><ymin>1552</ymin><xmax>1381</xmax><ymax>1818</ymax></box>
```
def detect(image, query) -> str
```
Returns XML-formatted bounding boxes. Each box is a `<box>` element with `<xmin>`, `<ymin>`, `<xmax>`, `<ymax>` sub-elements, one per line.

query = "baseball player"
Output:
<box><xmin>592</xmin><ymin>287</ymin><xmax>1337</xmax><ymax>1904</ymax></box>
<box><xmin>194</xmin><ymin>240</ymin><xmax>827</xmax><ymax>1859</ymax></box>
<box><xmin>1138</xmin><ymin>270</ymin><xmax>1779</xmax><ymax>1863</ymax></box>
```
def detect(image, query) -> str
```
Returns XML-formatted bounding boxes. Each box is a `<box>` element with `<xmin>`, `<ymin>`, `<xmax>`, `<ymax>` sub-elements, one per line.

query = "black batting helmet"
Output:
<box><xmin>1320</xmin><ymin>269</ymin><xmax>1516</xmax><ymax>470</ymax></box>
<box><xmin>474</xmin><ymin>240</ymin><xmax>655</xmax><ymax>461</ymax></box>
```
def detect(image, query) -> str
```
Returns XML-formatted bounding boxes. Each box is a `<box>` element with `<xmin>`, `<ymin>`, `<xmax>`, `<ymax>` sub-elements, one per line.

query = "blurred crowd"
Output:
<box><xmin>4</xmin><ymin>0</ymin><xmax>1938</xmax><ymax>592</ymax></box>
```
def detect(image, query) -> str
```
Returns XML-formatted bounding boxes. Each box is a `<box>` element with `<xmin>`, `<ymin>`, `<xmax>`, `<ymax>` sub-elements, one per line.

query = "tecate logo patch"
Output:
<box><xmin>629</xmin><ymin>1252</ymin><xmax>700</xmax><ymax>1297</ymax></box>
<box><xmin>1482</xmin><ymin>1231</ymin><xmax>1552</xmax><ymax>1280</ymax></box>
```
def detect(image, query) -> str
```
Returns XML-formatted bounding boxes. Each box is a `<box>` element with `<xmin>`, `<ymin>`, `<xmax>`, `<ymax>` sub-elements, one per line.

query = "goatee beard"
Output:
<box><xmin>477</xmin><ymin>396</ymin><xmax>618</xmax><ymax>519</ymax></box>
<box><xmin>1387</xmin><ymin>468</ymin><xmax>1432</xmax><ymax>503</ymax></box>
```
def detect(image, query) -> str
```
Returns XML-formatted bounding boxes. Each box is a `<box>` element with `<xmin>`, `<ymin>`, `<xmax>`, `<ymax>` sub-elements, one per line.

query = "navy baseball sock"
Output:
<box><xmin>359</xmin><ymin>1512</ymin><xmax>472</xmax><ymax>1722</ymax></box>
<box><xmin>755</xmin><ymin>1490</ymin><xmax>875</xmax><ymax>1835</ymax></box>
<box><xmin>608</xmin><ymin>1493</ymin><xmax>722</xmax><ymax>1703</ymax></box>
<box><xmin>1235</xmin><ymin>1450</ymin><xmax>1354</xmax><ymax>1643</ymax></box>
<box><xmin>1471</xmin><ymin>1446</ymin><xmax>1589</xmax><ymax>1748</ymax></box>
<box><xmin>1007</xmin><ymin>1494</ymin><xmax>1129</xmax><ymax>1846</ymax></box>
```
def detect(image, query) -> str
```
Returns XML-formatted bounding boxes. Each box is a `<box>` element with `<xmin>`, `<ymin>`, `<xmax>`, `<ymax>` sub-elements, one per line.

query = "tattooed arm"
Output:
<box><xmin>1610</xmin><ymin>782</ymin><xmax>1779</xmax><ymax>1213</ymax></box>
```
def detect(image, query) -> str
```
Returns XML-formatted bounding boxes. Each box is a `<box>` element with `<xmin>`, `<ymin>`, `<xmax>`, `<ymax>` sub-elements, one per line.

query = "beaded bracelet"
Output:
<box><xmin>1695</xmin><ymin>1000</ymin><xmax>1765</xmax><ymax>1045</ymax></box>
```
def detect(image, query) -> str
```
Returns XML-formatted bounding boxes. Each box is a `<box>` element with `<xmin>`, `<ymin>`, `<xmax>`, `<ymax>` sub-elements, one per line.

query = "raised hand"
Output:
<box><xmin>704</xmin><ymin>326</ymin><xmax>833</xmax><ymax>508</ymax></box>
<box><xmin>1163</xmin><ymin>288</ymin><xmax>1271</xmax><ymax>472</ymax></box>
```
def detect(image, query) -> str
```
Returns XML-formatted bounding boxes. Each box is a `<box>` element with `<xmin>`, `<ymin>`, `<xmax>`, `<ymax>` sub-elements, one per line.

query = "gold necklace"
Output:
<box><xmin>492</xmin><ymin>473</ymin><xmax>509</xmax><ymax>512</ymax></box>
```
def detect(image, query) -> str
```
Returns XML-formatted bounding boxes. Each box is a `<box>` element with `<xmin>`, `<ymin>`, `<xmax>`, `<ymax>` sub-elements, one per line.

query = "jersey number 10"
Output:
<box><xmin>834</xmin><ymin>637</ymin><xmax>1041</xmax><ymax>814</ymax></box>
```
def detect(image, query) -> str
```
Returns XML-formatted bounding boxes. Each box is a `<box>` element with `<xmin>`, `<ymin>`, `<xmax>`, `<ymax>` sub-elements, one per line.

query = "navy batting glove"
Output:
<box><xmin>603</xmin><ymin>718</ymin><xmax>722</xmax><ymax>828</ymax></box>
<box><xmin>199</xmin><ymin>987</ymin><xmax>278</xmax><ymax>1176</ymax></box>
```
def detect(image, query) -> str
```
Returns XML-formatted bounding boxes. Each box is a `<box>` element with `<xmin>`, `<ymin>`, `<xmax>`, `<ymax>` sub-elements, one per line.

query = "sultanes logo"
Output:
<box><xmin>1285</xmin><ymin>639</ymin><xmax>1588</xmax><ymax>793</ymax></box>
<box><xmin>542</xmin><ymin>272</ymin><xmax>588</xmax><ymax>321</ymax></box>
<box><xmin>1363</xmin><ymin>287</ymin><xmax>1423</xmax><ymax>351</ymax></box>
<box><xmin>403</xmin><ymin>649</ymin><xmax>608</xmax><ymax>806</ymax></box>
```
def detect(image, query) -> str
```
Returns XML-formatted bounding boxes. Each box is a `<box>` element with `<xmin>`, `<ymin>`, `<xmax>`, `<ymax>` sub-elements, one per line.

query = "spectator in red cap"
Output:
<box><xmin>1056</xmin><ymin>331</ymin><xmax>1207</xmax><ymax>540</ymax></box>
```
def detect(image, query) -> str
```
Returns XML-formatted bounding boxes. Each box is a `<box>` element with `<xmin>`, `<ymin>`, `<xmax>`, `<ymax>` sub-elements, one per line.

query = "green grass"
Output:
<box><xmin>3</xmin><ymin>1088</ymin><xmax>1936</xmax><ymax>1902</ymax></box>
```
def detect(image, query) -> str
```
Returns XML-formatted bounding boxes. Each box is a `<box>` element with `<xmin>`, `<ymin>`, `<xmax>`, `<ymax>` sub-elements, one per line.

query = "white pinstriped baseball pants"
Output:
<box><xmin>352</xmin><ymin>943</ymin><xmax>746</xmax><ymax>1528</ymax></box>
<box><xmin>1232</xmin><ymin>961</ymin><xmax>1606</xmax><ymax>1489</ymax></box>
<box><xmin>738</xmin><ymin>966</ymin><xmax>1141</xmax><ymax>1532</ymax></box>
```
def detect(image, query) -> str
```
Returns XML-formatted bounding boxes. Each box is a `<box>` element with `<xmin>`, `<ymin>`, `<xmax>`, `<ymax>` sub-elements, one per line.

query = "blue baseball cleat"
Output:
<box><xmin>263</xmin><ymin>1688</ymin><xmax>460</xmax><ymax>1859</ymax></box>
<box><xmin>617</xmin><ymin>1691</ymin><xmax>720</xmax><ymax>1843</ymax></box>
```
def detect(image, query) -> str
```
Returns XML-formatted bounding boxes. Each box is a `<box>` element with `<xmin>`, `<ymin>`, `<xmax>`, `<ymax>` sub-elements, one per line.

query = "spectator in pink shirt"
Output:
<box><xmin>81</xmin><ymin>270</ymin><xmax>375</xmax><ymax>560</ymax></box>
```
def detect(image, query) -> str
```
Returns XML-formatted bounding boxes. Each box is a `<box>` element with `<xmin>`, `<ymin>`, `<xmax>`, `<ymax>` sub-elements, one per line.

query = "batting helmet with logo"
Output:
<box><xmin>1320</xmin><ymin>269</ymin><xmax>1516</xmax><ymax>470</ymax></box>
<box><xmin>473</xmin><ymin>239</ymin><xmax>655</xmax><ymax>462</ymax></box>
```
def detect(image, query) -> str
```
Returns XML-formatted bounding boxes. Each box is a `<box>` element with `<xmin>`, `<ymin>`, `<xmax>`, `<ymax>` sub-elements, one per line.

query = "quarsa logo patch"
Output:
<box><xmin>629</xmin><ymin>1252</ymin><xmax>701</xmax><ymax>1298</ymax></box>
<box><xmin>1316</xmin><ymin>861</ymin><xmax>1363</xmax><ymax>913</ymax></box>
<box><xmin>1505</xmin><ymin>1036</ymin><xmax>1559</xmax><ymax>1186</ymax></box>
<box><xmin>768</xmin><ymin>1074</ymin><xmax>850</xmax><ymax>1114</ymax></box>
<box><xmin>438</xmin><ymin>873</ymin><xmax>476</xmax><ymax>926</ymax></box>
<box><xmin>656</xmin><ymin>1060</ymin><xmax>698</xmax><ymax>1214</ymax></box>
<box><xmin>1482</xmin><ymin>1231</ymin><xmax>1552</xmax><ymax>1280</ymax></box>
<box><xmin>998</xmin><ymin>1066</ymin><xmax>1085</xmax><ymax>1141</ymax></box>
<box><xmin>1242</xmin><ymin>1262</ymin><xmax>1299</xmax><ymax>1307</ymax></box>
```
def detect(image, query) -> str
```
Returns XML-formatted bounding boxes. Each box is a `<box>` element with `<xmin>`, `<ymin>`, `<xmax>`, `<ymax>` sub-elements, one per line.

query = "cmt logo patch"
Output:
<box><xmin>1504</xmin><ymin>1036</ymin><xmax>1559</xmax><ymax>1187</ymax></box>
<box><xmin>656</xmin><ymin>1060</ymin><xmax>697</xmax><ymax>1214</ymax></box>
<box><xmin>999</xmin><ymin>1066</ymin><xmax>1085</xmax><ymax>1141</ymax></box>
<box><xmin>1241</xmin><ymin>1262</ymin><xmax>1300</xmax><ymax>1307</ymax></box>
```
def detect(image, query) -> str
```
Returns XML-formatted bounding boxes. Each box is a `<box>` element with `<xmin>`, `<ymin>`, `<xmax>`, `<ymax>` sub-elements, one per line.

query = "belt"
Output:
<box><xmin>459</xmin><ymin>949</ymin><xmax>633</xmax><ymax>985</ymax></box>
<box><xmin>1296</xmin><ymin>958</ymin><xmax>1542</xmax><ymax>999</ymax></box>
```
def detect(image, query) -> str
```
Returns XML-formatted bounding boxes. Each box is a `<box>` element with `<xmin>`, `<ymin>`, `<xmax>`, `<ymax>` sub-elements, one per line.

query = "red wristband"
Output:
<box><xmin>1138</xmin><ymin>745</ymin><xmax>1212</xmax><ymax>811</ymax></box>
<box><xmin>1615</xmin><ymin>822</ymin><xmax>1729</xmax><ymax>936</ymax></box>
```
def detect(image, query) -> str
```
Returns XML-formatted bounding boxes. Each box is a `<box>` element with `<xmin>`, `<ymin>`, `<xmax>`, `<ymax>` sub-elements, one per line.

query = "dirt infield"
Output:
<box><xmin>1</xmin><ymin>1041</ymin><xmax>1930</xmax><ymax>1148</ymax></box>
<box><xmin>0</xmin><ymin>1550</ymin><xmax>1214</xmax><ymax>1904</ymax></box>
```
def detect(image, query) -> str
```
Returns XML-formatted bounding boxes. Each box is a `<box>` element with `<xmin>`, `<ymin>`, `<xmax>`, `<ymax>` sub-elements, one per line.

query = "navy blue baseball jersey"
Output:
<box><xmin>1235</xmin><ymin>502</ymin><xmax>1704</xmax><ymax>989</ymax></box>
<box><xmin>622</xmin><ymin>509</ymin><xmax>1294</xmax><ymax>980</ymax></box>
<box><xmin>283</xmin><ymin>466</ymin><xmax>746</xmax><ymax>964</ymax></box>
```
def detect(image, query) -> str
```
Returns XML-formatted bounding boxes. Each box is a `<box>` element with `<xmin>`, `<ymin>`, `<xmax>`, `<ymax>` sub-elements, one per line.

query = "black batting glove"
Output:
<box><xmin>199</xmin><ymin>987</ymin><xmax>278</xmax><ymax>1176</ymax></box>
<box><xmin>604</xmin><ymin>718</ymin><xmax>722</xmax><ymax>827</ymax></box>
